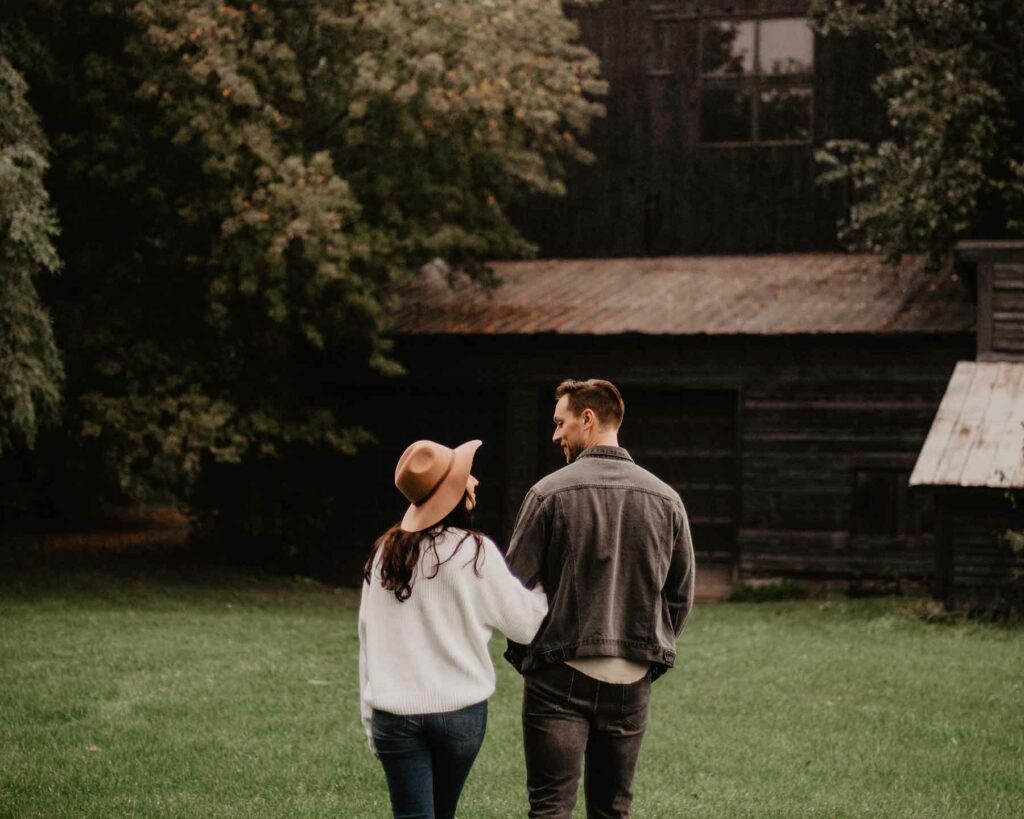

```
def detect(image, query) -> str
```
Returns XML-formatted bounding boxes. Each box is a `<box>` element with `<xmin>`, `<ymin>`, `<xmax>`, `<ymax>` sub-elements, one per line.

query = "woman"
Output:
<box><xmin>358</xmin><ymin>439</ymin><xmax>547</xmax><ymax>819</ymax></box>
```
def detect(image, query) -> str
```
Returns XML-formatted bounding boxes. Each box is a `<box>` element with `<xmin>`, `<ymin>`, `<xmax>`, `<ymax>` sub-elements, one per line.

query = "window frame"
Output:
<box><xmin>696</xmin><ymin>14</ymin><xmax>816</xmax><ymax>148</ymax></box>
<box><xmin>849</xmin><ymin>465</ymin><xmax>934</xmax><ymax>540</ymax></box>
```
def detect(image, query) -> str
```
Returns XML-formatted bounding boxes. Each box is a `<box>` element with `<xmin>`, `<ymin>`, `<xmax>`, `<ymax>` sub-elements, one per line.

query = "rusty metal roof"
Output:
<box><xmin>910</xmin><ymin>361</ymin><xmax>1024</xmax><ymax>489</ymax></box>
<box><xmin>392</xmin><ymin>254</ymin><xmax>973</xmax><ymax>336</ymax></box>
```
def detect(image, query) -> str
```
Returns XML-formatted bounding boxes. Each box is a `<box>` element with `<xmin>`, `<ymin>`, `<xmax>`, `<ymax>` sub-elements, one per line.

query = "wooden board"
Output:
<box><xmin>960</xmin><ymin>363</ymin><xmax>1024</xmax><ymax>487</ymax></box>
<box><xmin>912</xmin><ymin>361</ymin><xmax>1024</xmax><ymax>489</ymax></box>
<box><xmin>909</xmin><ymin>362</ymin><xmax>975</xmax><ymax>486</ymax></box>
<box><xmin>932</xmin><ymin>364</ymin><xmax>997</xmax><ymax>485</ymax></box>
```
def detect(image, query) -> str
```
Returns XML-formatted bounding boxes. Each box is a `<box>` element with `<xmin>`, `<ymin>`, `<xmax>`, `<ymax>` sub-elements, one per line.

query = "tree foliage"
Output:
<box><xmin>2</xmin><ymin>0</ymin><xmax>604</xmax><ymax>501</ymax></box>
<box><xmin>0</xmin><ymin>52</ymin><xmax>62</xmax><ymax>454</ymax></box>
<box><xmin>813</xmin><ymin>0</ymin><xmax>1024</xmax><ymax>266</ymax></box>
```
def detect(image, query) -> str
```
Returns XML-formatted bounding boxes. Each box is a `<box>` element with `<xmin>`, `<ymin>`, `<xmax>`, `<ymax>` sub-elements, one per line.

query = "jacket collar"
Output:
<box><xmin>576</xmin><ymin>445</ymin><xmax>634</xmax><ymax>463</ymax></box>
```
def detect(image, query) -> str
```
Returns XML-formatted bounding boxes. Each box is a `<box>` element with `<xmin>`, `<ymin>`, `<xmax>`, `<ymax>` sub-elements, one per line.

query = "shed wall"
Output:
<box><xmin>934</xmin><ymin>493</ymin><xmax>1024</xmax><ymax>608</ymax></box>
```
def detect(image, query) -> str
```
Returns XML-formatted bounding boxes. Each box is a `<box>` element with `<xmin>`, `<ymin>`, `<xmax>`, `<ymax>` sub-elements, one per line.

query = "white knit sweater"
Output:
<box><xmin>358</xmin><ymin>528</ymin><xmax>547</xmax><ymax>746</ymax></box>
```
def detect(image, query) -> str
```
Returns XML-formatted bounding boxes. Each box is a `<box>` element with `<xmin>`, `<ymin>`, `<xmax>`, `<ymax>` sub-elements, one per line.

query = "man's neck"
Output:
<box><xmin>584</xmin><ymin>432</ymin><xmax>620</xmax><ymax>450</ymax></box>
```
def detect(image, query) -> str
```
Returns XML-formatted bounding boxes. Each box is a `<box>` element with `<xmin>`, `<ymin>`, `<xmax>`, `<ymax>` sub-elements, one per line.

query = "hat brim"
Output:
<box><xmin>400</xmin><ymin>439</ymin><xmax>482</xmax><ymax>533</ymax></box>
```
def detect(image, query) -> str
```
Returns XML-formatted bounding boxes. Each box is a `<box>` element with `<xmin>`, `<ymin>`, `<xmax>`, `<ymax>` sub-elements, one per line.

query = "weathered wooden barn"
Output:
<box><xmin>336</xmin><ymin>0</ymin><xmax>1000</xmax><ymax>591</ymax></box>
<box><xmin>910</xmin><ymin>243</ymin><xmax>1024</xmax><ymax>609</ymax></box>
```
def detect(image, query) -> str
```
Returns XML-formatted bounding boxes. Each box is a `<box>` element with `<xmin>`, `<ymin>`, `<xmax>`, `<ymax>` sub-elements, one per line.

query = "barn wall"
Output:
<box><xmin>511</xmin><ymin>0</ymin><xmax>887</xmax><ymax>256</ymax></box>
<box><xmin>367</xmin><ymin>333</ymin><xmax>972</xmax><ymax>583</ymax></box>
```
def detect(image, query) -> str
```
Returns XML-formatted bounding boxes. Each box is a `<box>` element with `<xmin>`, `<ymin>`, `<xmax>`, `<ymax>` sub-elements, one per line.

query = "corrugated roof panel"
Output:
<box><xmin>959</xmin><ymin>365</ymin><xmax>1024</xmax><ymax>486</ymax></box>
<box><xmin>932</xmin><ymin>365</ymin><xmax>1000</xmax><ymax>485</ymax></box>
<box><xmin>392</xmin><ymin>253</ymin><xmax>973</xmax><ymax>336</ymax></box>
<box><xmin>910</xmin><ymin>361</ymin><xmax>1024</xmax><ymax>489</ymax></box>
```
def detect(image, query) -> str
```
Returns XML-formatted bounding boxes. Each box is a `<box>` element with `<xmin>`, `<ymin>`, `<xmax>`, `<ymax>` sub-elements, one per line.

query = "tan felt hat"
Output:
<box><xmin>395</xmin><ymin>439</ymin><xmax>482</xmax><ymax>532</ymax></box>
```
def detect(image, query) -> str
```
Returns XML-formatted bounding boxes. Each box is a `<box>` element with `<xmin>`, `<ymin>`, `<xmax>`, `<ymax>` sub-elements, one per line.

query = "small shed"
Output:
<box><xmin>910</xmin><ymin>243</ymin><xmax>1024</xmax><ymax>610</ymax></box>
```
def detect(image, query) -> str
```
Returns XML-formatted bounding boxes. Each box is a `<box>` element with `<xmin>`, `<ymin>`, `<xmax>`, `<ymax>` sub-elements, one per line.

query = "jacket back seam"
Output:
<box><xmin>541</xmin><ymin>483</ymin><xmax>681</xmax><ymax>506</ymax></box>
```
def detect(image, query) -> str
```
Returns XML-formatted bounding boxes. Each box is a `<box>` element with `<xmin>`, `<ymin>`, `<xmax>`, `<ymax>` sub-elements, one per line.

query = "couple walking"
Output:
<box><xmin>358</xmin><ymin>379</ymin><xmax>696</xmax><ymax>818</ymax></box>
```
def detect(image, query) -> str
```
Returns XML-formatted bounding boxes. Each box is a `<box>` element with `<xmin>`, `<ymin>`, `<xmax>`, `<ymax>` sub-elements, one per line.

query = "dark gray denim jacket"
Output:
<box><xmin>504</xmin><ymin>446</ymin><xmax>695</xmax><ymax>681</ymax></box>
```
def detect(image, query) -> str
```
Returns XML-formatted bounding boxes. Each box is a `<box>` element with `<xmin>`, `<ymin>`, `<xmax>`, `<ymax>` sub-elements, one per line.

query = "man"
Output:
<box><xmin>505</xmin><ymin>378</ymin><xmax>695</xmax><ymax>819</ymax></box>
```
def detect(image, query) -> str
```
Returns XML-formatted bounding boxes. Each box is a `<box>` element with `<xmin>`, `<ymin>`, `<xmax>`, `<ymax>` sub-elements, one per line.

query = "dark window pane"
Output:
<box><xmin>700</xmin><ymin>88</ymin><xmax>751</xmax><ymax>142</ymax></box>
<box><xmin>758</xmin><ymin>18</ymin><xmax>814</xmax><ymax>75</ymax></box>
<box><xmin>701</xmin><ymin>20</ymin><xmax>755</xmax><ymax>75</ymax></box>
<box><xmin>847</xmin><ymin>466</ymin><xmax>913</xmax><ymax>536</ymax></box>
<box><xmin>851</xmin><ymin>470</ymin><xmax>892</xmax><ymax>532</ymax></box>
<box><xmin>759</xmin><ymin>87</ymin><xmax>811</xmax><ymax>141</ymax></box>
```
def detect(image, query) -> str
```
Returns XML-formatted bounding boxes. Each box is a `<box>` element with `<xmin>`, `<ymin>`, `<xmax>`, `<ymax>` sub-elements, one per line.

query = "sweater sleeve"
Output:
<box><xmin>357</xmin><ymin>580</ymin><xmax>376</xmax><ymax>755</ymax></box>
<box><xmin>477</xmin><ymin>538</ymin><xmax>549</xmax><ymax>644</ymax></box>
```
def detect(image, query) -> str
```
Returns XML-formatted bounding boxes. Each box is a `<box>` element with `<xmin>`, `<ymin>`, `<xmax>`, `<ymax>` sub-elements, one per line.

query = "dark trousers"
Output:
<box><xmin>372</xmin><ymin>701</ymin><xmax>487</xmax><ymax>819</ymax></box>
<box><xmin>522</xmin><ymin>663</ymin><xmax>651</xmax><ymax>819</ymax></box>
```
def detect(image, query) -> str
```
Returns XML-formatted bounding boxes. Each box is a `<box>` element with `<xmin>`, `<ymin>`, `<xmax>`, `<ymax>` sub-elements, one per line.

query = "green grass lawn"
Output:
<box><xmin>1</xmin><ymin>571</ymin><xmax>1022</xmax><ymax>818</ymax></box>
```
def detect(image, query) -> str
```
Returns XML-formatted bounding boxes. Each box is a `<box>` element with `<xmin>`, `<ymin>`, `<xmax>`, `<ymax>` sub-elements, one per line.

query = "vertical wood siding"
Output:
<box><xmin>511</xmin><ymin>0</ymin><xmax>887</xmax><ymax>256</ymax></box>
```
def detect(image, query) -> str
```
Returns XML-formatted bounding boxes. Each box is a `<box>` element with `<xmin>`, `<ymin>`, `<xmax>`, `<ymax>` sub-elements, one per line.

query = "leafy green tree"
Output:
<box><xmin>0</xmin><ymin>52</ymin><xmax>62</xmax><ymax>454</ymax></box>
<box><xmin>2</xmin><ymin>1</ymin><xmax>603</xmax><ymax>556</ymax></box>
<box><xmin>813</xmin><ymin>0</ymin><xmax>1024</xmax><ymax>266</ymax></box>
<box><xmin>6</xmin><ymin>1</ymin><xmax>603</xmax><ymax>489</ymax></box>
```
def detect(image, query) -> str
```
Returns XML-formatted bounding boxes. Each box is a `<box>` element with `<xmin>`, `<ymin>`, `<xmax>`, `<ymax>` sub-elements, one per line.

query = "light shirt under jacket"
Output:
<box><xmin>358</xmin><ymin>528</ymin><xmax>548</xmax><ymax>748</ymax></box>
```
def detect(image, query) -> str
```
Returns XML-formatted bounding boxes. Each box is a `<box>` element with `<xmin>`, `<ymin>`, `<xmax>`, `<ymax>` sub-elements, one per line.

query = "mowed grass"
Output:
<box><xmin>1</xmin><ymin>571</ymin><xmax>1022</xmax><ymax>818</ymax></box>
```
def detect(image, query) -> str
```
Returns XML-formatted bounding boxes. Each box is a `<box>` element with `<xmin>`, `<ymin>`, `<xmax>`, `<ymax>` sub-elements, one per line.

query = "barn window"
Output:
<box><xmin>852</xmin><ymin>468</ymin><xmax>926</xmax><ymax>537</ymax></box>
<box><xmin>698</xmin><ymin>16</ymin><xmax>814</xmax><ymax>144</ymax></box>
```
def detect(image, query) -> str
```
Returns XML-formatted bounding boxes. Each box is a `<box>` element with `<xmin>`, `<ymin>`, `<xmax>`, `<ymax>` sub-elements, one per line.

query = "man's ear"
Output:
<box><xmin>582</xmin><ymin>408</ymin><xmax>595</xmax><ymax>429</ymax></box>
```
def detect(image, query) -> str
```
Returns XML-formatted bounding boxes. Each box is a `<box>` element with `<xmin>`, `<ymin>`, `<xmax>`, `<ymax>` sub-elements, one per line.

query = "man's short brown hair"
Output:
<box><xmin>554</xmin><ymin>379</ymin><xmax>625</xmax><ymax>429</ymax></box>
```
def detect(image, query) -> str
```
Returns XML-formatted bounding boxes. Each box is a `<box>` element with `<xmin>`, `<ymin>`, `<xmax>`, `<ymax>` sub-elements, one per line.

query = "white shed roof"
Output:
<box><xmin>910</xmin><ymin>361</ymin><xmax>1024</xmax><ymax>489</ymax></box>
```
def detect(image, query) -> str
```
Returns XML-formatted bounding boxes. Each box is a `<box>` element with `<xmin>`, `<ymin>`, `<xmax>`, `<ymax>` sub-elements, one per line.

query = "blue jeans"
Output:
<box><xmin>372</xmin><ymin>701</ymin><xmax>488</xmax><ymax>819</ymax></box>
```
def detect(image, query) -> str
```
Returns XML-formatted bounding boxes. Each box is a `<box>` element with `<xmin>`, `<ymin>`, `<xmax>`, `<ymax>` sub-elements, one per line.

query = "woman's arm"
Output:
<box><xmin>477</xmin><ymin>538</ymin><xmax>548</xmax><ymax>643</ymax></box>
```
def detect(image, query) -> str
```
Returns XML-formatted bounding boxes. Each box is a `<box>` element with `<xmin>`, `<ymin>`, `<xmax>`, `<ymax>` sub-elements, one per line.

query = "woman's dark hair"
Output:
<box><xmin>363</xmin><ymin>491</ymin><xmax>485</xmax><ymax>602</ymax></box>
